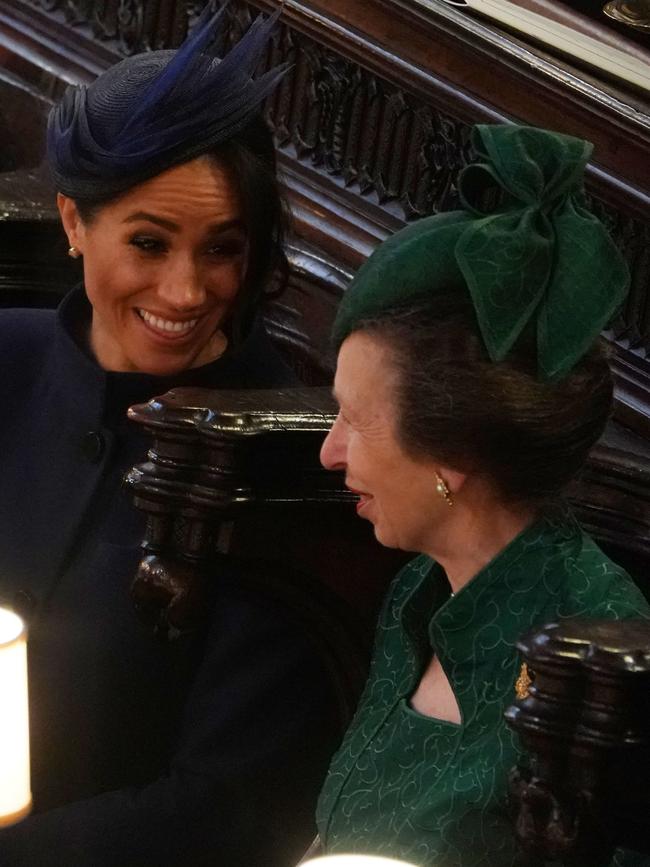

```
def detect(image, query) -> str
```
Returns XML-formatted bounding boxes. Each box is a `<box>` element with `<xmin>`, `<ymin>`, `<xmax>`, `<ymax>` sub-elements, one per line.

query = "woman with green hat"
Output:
<box><xmin>316</xmin><ymin>124</ymin><xmax>649</xmax><ymax>866</ymax></box>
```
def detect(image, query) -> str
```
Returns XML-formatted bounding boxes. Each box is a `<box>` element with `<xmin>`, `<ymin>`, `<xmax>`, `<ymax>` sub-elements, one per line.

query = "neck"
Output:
<box><xmin>424</xmin><ymin>493</ymin><xmax>538</xmax><ymax>594</ymax></box>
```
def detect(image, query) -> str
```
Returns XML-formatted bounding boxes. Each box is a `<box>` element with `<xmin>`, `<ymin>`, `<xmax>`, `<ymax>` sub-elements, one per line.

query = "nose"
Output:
<box><xmin>157</xmin><ymin>254</ymin><xmax>206</xmax><ymax>310</ymax></box>
<box><xmin>320</xmin><ymin>413</ymin><xmax>348</xmax><ymax>470</ymax></box>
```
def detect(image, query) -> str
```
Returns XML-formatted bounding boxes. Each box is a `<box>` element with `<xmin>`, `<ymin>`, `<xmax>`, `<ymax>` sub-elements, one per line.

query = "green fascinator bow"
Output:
<box><xmin>333</xmin><ymin>124</ymin><xmax>629</xmax><ymax>380</ymax></box>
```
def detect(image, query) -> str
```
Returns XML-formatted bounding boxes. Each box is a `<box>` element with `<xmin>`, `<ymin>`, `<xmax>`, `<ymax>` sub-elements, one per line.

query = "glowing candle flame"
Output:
<box><xmin>302</xmin><ymin>856</ymin><xmax>419</xmax><ymax>866</ymax></box>
<box><xmin>0</xmin><ymin>607</ymin><xmax>31</xmax><ymax>827</ymax></box>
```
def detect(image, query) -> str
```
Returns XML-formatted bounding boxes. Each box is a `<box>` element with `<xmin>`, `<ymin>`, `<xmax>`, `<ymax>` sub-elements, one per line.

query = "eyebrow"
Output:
<box><xmin>122</xmin><ymin>212</ymin><xmax>245</xmax><ymax>234</ymax></box>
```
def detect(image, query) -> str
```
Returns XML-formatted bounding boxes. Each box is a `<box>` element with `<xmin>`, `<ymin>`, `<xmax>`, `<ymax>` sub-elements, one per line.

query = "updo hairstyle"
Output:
<box><xmin>353</xmin><ymin>294</ymin><xmax>613</xmax><ymax>506</ymax></box>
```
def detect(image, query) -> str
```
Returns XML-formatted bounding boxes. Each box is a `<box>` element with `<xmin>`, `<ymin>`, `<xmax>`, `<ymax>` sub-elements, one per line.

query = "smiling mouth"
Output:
<box><xmin>136</xmin><ymin>308</ymin><xmax>199</xmax><ymax>336</ymax></box>
<box><xmin>356</xmin><ymin>495</ymin><xmax>374</xmax><ymax>517</ymax></box>
<box><xmin>347</xmin><ymin>486</ymin><xmax>373</xmax><ymax>514</ymax></box>
<box><xmin>347</xmin><ymin>486</ymin><xmax>366</xmax><ymax>497</ymax></box>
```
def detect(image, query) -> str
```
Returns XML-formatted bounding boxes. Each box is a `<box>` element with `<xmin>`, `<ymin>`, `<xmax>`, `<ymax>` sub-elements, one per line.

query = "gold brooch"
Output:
<box><xmin>515</xmin><ymin>662</ymin><xmax>533</xmax><ymax>699</ymax></box>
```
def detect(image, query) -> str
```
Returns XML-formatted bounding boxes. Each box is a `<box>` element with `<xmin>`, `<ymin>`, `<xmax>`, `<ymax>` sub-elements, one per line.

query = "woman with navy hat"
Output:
<box><xmin>0</xmin><ymin>7</ymin><xmax>338</xmax><ymax>865</ymax></box>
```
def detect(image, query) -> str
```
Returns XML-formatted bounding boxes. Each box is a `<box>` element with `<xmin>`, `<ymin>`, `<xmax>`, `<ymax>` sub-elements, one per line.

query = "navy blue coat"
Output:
<box><xmin>0</xmin><ymin>289</ymin><xmax>339</xmax><ymax>866</ymax></box>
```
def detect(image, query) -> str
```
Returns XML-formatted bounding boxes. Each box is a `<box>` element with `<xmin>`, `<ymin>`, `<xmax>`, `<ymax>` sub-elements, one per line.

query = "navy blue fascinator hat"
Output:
<box><xmin>47</xmin><ymin>3</ymin><xmax>287</xmax><ymax>200</ymax></box>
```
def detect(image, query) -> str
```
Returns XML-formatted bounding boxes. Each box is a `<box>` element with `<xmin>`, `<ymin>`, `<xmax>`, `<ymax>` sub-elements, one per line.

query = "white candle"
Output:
<box><xmin>302</xmin><ymin>856</ymin><xmax>419</xmax><ymax>866</ymax></box>
<box><xmin>0</xmin><ymin>606</ymin><xmax>31</xmax><ymax>827</ymax></box>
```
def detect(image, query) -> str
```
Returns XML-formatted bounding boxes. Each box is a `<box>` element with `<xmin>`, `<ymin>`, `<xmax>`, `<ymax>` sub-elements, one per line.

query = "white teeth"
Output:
<box><xmin>138</xmin><ymin>309</ymin><xmax>198</xmax><ymax>335</ymax></box>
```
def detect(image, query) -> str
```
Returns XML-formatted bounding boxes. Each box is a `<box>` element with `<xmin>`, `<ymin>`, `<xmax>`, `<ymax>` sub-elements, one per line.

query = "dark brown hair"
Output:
<box><xmin>73</xmin><ymin>115</ymin><xmax>289</xmax><ymax>345</ymax></box>
<box><xmin>354</xmin><ymin>294</ymin><xmax>613</xmax><ymax>505</ymax></box>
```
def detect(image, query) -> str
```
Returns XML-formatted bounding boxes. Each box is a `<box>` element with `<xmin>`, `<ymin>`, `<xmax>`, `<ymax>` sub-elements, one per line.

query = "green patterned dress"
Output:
<box><xmin>317</xmin><ymin>512</ymin><xmax>650</xmax><ymax>866</ymax></box>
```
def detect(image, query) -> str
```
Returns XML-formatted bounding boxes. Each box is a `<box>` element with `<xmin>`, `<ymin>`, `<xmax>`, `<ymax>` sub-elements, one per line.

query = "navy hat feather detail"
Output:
<box><xmin>47</xmin><ymin>2</ymin><xmax>287</xmax><ymax>200</ymax></box>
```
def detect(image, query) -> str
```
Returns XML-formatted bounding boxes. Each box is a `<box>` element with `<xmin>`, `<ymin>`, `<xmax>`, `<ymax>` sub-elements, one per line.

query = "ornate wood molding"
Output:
<box><xmin>124</xmin><ymin>387</ymin><xmax>404</xmax><ymax>637</ymax></box>
<box><xmin>506</xmin><ymin>619</ymin><xmax>650</xmax><ymax>863</ymax></box>
<box><xmin>124</xmin><ymin>387</ymin><xmax>650</xmax><ymax>639</ymax></box>
<box><xmin>123</xmin><ymin>386</ymin><xmax>399</xmax><ymax>726</ymax></box>
<box><xmin>1</xmin><ymin>0</ymin><xmax>650</xmax><ymax>432</ymax></box>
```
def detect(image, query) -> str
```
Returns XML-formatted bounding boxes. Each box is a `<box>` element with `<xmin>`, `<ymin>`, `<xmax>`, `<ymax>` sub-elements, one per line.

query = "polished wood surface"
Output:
<box><xmin>125</xmin><ymin>386</ymin><xmax>407</xmax><ymax>727</ymax></box>
<box><xmin>1</xmin><ymin>0</ymin><xmax>649</xmax><ymax>433</ymax></box>
<box><xmin>1</xmin><ymin>0</ymin><xmax>649</xmax><ymax>570</ymax></box>
<box><xmin>506</xmin><ymin>618</ymin><xmax>650</xmax><ymax>864</ymax></box>
<box><xmin>1</xmin><ymin>0</ymin><xmax>649</xmax><ymax>593</ymax></box>
<box><xmin>125</xmin><ymin>386</ymin><xmax>404</xmax><ymax>621</ymax></box>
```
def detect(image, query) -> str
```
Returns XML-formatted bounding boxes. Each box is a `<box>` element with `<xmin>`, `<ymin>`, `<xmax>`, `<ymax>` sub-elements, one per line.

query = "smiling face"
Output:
<box><xmin>58</xmin><ymin>156</ymin><xmax>246</xmax><ymax>375</ymax></box>
<box><xmin>320</xmin><ymin>331</ymin><xmax>452</xmax><ymax>553</ymax></box>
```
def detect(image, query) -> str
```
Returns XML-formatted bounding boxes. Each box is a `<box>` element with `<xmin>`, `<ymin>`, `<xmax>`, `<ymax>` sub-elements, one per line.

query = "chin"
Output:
<box><xmin>125</xmin><ymin>355</ymin><xmax>187</xmax><ymax>377</ymax></box>
<box><xmin>374</xmin><ymin>523</ymin><xmax>420</xmax><ymax>553</ymax></box>
<box><xmin>372</xmin><ymin>524</ymin><xmax>400</xmax><ymax>551</ymax></box>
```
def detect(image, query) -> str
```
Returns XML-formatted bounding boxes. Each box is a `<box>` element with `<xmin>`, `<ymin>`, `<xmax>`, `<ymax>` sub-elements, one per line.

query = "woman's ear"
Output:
<box><xmin>437</xmin><ymin>465</ymin><xmax>468</xmax><ymax>496</ymax></box>
<box><xmin>57</xmin><ymin>193</ymin><xmax>85</xmax><ymax>253</ymax></box>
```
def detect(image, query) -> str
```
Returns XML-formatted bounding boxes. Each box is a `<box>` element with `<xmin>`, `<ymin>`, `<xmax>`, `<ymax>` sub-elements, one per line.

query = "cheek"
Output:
<box><xmin>380</xmin><ymin>463</ymin><xmax>434</xmax><ymax>523</ymax></box>
<box><xmin>207</xmin><ymin>261</ymin><xmax>244</xmax><ymax>303</ymax></box>
<box><xmin>401</xmin><ymin>475</ymin><xmax>442</xmax><ymax>535</ymax></box>
<box><xmin>83</xmin><ymin>252</ymin><xmax>147</xmax><ymax>303</ymax></box>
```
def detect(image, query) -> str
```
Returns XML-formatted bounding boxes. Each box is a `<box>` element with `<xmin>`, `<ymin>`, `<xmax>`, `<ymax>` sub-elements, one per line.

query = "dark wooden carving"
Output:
<box><xmin>258</xmin><ymin>11</ymin><xmax>474</xmax><ymax>224</ymax></box>
<box><xmin>1</xmin><ymin>0</ymin><xmax>650</xmax><ymax>434</ymax></box>
<box><xmin>0</xmin><ymin>71</ymin><xmax>83</xmax><ymax>305</ymax></box>
<box><xmin>124</xmin><ymin>386</ymin><xmax>405</xmax><ymax>722</ymax></box>
<box><xmin>567</xmin><ymin>429</ymin><xmax>650</xmax><ymax>600</ymax></box>
<box><xmin>505</xmin><ymin>619</ymin><xmax>650</xmax><ymax>865</ymax></box>
<box><xmin>264</xmin><ymin>241</ymin><xmax>351</xmax><ymax>384</ymax></box>
<box><xmin>2</xmin><ymin>0</ymin><xmax>650</xmax><ymax>593</ymax></box>
<box><xmin>124</xmin><ymin>386</ymin><xmax>650</xmax><ymax>640</ymax></box>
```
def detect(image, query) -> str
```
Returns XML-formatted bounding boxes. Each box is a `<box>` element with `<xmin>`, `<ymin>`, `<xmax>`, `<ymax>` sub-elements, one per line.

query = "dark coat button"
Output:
<box><xmin>13</xmin><ymin>590</ymin><xmax>37</xmax><ymax>621</ymax></box>
<box><xmin>82</xmin><ymin>430</ymin><xmax>105</xmax><ymax>463</ymax></box>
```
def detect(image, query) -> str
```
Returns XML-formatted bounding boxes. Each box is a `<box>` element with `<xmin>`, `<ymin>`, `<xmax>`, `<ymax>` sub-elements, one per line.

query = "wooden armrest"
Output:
<box><xmin>506</xmin><ymin>618</ymin><xmax>650</xmax><ymax>864</ymax></box>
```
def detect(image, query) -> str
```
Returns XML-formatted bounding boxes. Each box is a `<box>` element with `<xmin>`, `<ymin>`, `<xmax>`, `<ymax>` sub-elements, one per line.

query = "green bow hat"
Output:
<box><xmin>333</xmin><ymin>124</ymin><xmax>629</xmax><ymax>380</ymax></box>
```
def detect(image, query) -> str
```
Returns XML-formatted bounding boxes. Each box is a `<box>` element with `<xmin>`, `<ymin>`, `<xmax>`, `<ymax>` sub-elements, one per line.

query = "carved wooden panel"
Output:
<box><xmin>13</xmin><ymin>0</ymin><xmax>475</xmax><ymax>218</ymax></box>
<box><xmin>2</xmin><ymin>0</ymin><xmax>650</xmax><ymax>431</ymax></box>
<box><xmin>125</xmin><ymin>387</ymin><xmax>650</xmax><ymax>639</ymax></box>
<box><xmin>124</xmin><ymin>386</ymin><xmax>405</xmax><ymax>633</ymax></box>
<box><xmin>21</xmin><ymin>0</ymin><xmax>191</xmax><ymax>55</ymax></box>
<box><xmin>264</xmin><ymin>241</ymin><xmax>352</xmax><ymax>384</ymax></box>
<box><xmin>506</xmin><ymin>619</ymin><xmax>650</xmax><ymax>863</ymax></box>
<box><xmin>596</xmin><ymin>203</ymin><xmax>650</xmax><ymax>358</ymax></box>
